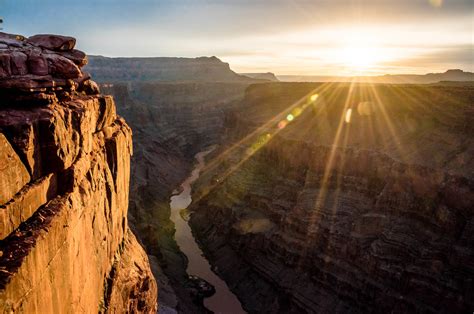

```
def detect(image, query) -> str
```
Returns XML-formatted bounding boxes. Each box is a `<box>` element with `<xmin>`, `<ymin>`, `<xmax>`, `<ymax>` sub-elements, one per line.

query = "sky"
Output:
<box><xmin>1</xmin><ymin>0</ymin><xmax>473</xmax><ymax>75</ymax></box>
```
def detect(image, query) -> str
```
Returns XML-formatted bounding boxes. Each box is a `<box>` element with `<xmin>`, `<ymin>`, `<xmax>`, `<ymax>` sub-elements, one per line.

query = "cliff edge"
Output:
<box><xmin>0</xmin><ymin>32</ymin><xmax>157</xmax><ymax>313</ymax></box>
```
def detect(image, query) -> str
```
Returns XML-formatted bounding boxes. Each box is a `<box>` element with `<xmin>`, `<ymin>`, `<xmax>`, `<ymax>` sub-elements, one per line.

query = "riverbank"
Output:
<box><xmin>170</xmin><ymin>147</ymin><xmax>246</xmax><ymax>314</ymax></box>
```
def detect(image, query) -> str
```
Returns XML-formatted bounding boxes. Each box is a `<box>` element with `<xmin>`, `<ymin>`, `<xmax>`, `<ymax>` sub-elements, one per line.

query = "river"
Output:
<box><xmin>169</xmin><ymin>147</ymin><xmax>246</xmax><ymax>314</ymax></box>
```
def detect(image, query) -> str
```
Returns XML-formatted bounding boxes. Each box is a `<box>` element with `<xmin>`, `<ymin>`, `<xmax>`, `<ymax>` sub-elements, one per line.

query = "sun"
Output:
<box><xmin>336</xmin><ymin>45</ymin><xmax>382</xmax><ymax>73</ymax></box>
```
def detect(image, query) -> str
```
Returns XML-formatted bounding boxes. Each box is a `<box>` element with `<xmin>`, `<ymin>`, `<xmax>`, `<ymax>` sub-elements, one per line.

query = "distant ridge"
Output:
<box><xmin>241</xmin><ymin>72</ymin><xmax>279</xmax><ymax>81</ymax></box>
<box><xmin>278</xmin><ymin>69</ymin><xmax>474</xmax><ymax>84</ymax></box>
<box><xmin>85</xmin><ymin>55</ymin><xmax>255</xmax><ymax>82</ymax></box>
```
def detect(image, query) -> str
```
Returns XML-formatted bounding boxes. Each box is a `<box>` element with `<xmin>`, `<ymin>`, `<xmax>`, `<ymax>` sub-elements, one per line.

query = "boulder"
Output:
<box><xmin>0</xmin><ymin>53</ymin><xmax>11</xmax><ymax>78</ymax></box>
<box><xmin>44</xmin><ymin>53</ymin><xmax>81</xmax><ymax>79</ymax></box>
<box><xmin>27</xmin><ymin>34</ymin><xmax>76</xmax><ymax>51</ymax></box>
<box><xmin>57</xmin><ymin>49</ymin><xmax>87</xmax><ymax>66</ymax></box>
<box><xmin>0</xmin><ymin>38</ymin><xmax>24</xmax><ymax>48</ymax></box>
<box><xmin>79</xmin><ymin>79</ymin><xmax>100</xmax><ymax>95</ymax></box>
<box><xmin>0</xmin><ymin>32</ymin><xmax>25</xmax><ymax>41</ymax></box>
<box><xmin>26</xmin><ymin>51</ymin><xmax>49</xmax><ymax>76</ymax></box>
<box><xmin>10</xmin><ymin>51</ymin><xmax>28</xmax><ymax>76</ymax></box>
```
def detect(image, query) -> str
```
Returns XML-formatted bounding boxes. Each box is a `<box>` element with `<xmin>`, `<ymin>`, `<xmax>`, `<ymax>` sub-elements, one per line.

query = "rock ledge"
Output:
<box><xmin>0</xmin><ymin>32</ymin><xmax>98</xmax><ymax>105</ymax></box>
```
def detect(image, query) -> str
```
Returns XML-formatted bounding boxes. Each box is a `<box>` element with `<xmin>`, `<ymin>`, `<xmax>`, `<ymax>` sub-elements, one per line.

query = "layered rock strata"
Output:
<box><xmin>0</xmin><ymin>32</ymin><xmax>97</xmax><ymax>106</ymax></box>
<box><xmin>190</xmin><ymin>82</ymin><xmax>474</xmax><ymax>313</ymax></box>
<box><xmin>85</xmin><ymin>56</ymin><xmax>255</xmax><ymax>82</ymax></box>
<box><xmin>0</xmin><ymin>33</ymin><xmax>157</xmax><ymax>313</ymax></box>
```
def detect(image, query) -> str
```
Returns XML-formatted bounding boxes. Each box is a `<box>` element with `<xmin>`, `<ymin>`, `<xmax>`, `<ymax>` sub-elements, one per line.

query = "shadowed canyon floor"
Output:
<box><xmin>170</xmin><ymin>147</ymin><xmax>245</xmax><ymax>314</ymax></box>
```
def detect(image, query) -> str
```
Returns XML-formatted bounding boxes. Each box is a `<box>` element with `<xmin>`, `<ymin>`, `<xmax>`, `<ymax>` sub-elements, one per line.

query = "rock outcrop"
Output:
<box><xmin>0</xmin><ymin>33</ymin><xmax>157</xmax><ymax>313</ymax></box>
<box><xmin>190</xmin><ymin>82</ymin><xmax>474</xmax><ymax>313</ymax></box>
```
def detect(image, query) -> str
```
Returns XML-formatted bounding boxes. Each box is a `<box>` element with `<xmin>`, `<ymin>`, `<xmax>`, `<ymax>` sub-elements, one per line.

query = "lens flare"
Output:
<box><xmin>278</xmin><ymin>120</ymin><xmax>287</xmax><ymax>129</ymax></box>
<box><xmin>286</xmin><ymin>114</ymin><xmax>294</xmax><ymax>121</ymax></box>
<box><xmin>357</xmin><ymin>101</ymin><xmax>374</xmax><ymax>116</ymax></box>
<box><xmin>310</xmin><ymin>94</ymin><xmax>319</xmax><ymax>102</ymax></box>
<box><xmin>292</xmin><ymin>107</ymin><xmax>302</xmax><ymax>117</ymax></box>
<box><xmin>345</xmin><ymin>108</ymin><xmax>352</xmax><ymax>123</ymax></box>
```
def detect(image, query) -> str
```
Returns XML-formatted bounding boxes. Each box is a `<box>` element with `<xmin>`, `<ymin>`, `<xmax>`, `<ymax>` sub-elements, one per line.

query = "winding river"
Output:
<box><xmin>170</xmin><ymin>147</ymin><xmax>246</xmax><ymax>314</ymax></box>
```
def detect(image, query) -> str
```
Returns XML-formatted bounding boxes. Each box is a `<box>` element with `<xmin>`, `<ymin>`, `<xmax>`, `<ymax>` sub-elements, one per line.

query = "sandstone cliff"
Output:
<box><xmin>0</xmin><ymin>32</ymin><xmax>157</xmax><ymax>313</ymax></box>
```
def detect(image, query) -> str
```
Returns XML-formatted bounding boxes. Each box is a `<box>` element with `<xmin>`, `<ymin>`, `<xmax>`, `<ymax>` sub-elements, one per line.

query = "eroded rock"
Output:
<box><xmin>9</xmin><ymin>51</ymin><xmax>28</xmax><ymax>76</ymax></box>
<box><xmin>27</xmin><ymin>34</ymin><xmax>76</xmax><ymax>51</ymax></box>
<box><xmin>44</xmin><ymin>53</ymin><xmax>81</xmax><ymax>79</ymax></box>
<box><xmin>0</xmin><ymin>32</ymin><xmax>157</xmax><ymax>313</ymax></box>
<box><xmin>0</xmin><ymin>32</ymin><xmax>99</xmax><ymax>105</ymax></box>
<box><xmin>0</xmin><ymin>133</ymin><xmax>30</xmax><ymax>204</ymax></box>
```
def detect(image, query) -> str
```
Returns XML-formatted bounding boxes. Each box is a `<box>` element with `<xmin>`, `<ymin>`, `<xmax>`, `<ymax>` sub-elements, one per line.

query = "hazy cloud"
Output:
<box><xmin>1</xmin><ymin>0</ymin><xmax>472</xmax><ymax>74</ymax></box>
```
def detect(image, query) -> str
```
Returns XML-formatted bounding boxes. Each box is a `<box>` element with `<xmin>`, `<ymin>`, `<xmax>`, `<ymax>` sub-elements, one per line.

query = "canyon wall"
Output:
<box><xmin>190</xmin><ymin>82</ymin><xmax>474</xmax><ymax>313</ymax></box>
<box><xmin>0</xmin><ymin>33</ymin><xmax>157</xmax><ymax>313</ymax></box>
<box><xmin>86</xmin><ymin>56</ymin><xmax>254</xmax><ymax>82</ymax></box>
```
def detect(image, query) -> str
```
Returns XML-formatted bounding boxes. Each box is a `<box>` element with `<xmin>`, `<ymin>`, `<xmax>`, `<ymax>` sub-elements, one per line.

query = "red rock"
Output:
<box><xmin>0</xmin><ymin>74</ymin><xmax>55</xmax><ymax>90</ymax></box>
<box><xmin>10</xmin><ymin>51</ymin><xmax>28</xmax><ymax>76</ymax></box>
<box><xmin>26</xmin><ymin>51</ymin><xmax>49</xmax><ymax>76</ymax></box>
<box><xmin>0</xmin><ymin>38</ymin><xmax>25</xmax><ymax>48</ymax></box>
<box><xmin>27</xmin><ymin>34</ymin><xmax>76</xmax><ymax>51</ymax></box>
<box><xmin>79</xmin><ymin>79</ymin><xmax>100</xmax><ymax>95</ymax></box>
<box><xmin>0</xmin><ymin>31</ymin><xmax>157</xmax><ymax>313</ymax></box>
<box><xmin>44</xmin><ymin>53</ymin><xmax>81</xmax><ymax>79</ymax></box>
<box><xmin>0</xmin><ymin>32</ymin><xmax>25</xmax><ymax>41</ymax></box>
<box><xmin>57</xmin><ymin>49</ymin><xmax>87</xmax><ymax>66</ymax></box>
<box><xmin>0</xmin><ymin>173</ymin><xmax>58</xmax><ymax>240</ymax></box>
<box><xmin>106</xmin><ymin>231</ymin><xmax>158</xmax><ymax>313</ymax></box>
<box><xmin>0</xmin><ymin>133</ymin><xmax>31</xmax><ymax>205</ymax></box>
<box><xmin>0</xmin><ymin>53</ymin><xmax>11</xmax><ymax>78</ymax></box>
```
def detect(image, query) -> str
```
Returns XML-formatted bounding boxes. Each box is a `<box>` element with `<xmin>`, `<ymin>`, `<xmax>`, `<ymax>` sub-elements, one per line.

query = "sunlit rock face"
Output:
<box><xmin>190</xmin><ymin>82</ymin><xmax>474</xmax><ymax>313</ymax></box>
<box><xmin>0</xmin><ymin>32</ymin><xmax>156</xmax><ymax>313</ymax></box>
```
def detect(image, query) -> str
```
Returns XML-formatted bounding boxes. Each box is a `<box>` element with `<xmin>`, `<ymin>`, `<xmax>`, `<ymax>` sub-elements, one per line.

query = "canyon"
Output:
<box><xmin>89</xmin><ymin>53</ymin><xmax>473</xmax><ymax>314</ymax></box>
<box><xmin>1</xmin><ymin>31</ymin><xmax>472</xmax><ymax>314</ymax></box>
<box><xmin>95</xmin><ymin>80</ymin><xmax>254</xmax><ymax>313</ymax></box>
